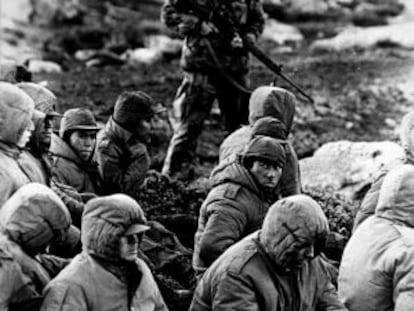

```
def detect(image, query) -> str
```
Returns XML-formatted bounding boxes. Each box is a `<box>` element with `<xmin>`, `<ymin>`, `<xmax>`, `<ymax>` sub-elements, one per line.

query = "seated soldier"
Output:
<box><xmin>0</xmin><ymin>183</ymin><xmax>72</xmax><ymax>310</ymax></box>
<box><xmin>41</xmin><ymin>194</ymin><xmax>168</xmax><ymax>311</ymax></box>
<box><xmin>339</xmin><ymin>164</ymin><xmax>414</xmax><ymax>311</ymax></box>
<box><xmin>193</xmin><ymin>135</ymin><xmax>286</xmax><ymax>275</ymax></box>
<box><xmin>190</xmin><ymin>195</ymin><xmax>346</xmax><ymax>311</ymax></box>
<box><xmin>218</xmin><ymin>85</ymin><xmax>301</xmax><ymax>196</ymax></box>
<box><xmin>96</xmin><ymin>91</ymin><xmax>164</xmax><ymax>197</ymax></box>
<box><xmin>0</xmin><ymin>82</ymin><xmax>35</xmax><ymax>208</ymax></box>
<box><xmin>20</xmin><ymin>110</ymin><xmax>55</xmax><ymax>185</ymax></box>
<box><xmin>50</xmin><ymin>108</ymin><xmax>102</xmax><ymax>228</ymax></box>
<box><xmin>353</xmin><ymin>111</ymin><xmax>414</xmax><ymax>231</ymax></box>
<box><xmin>17</xmin><ymin>83</ymin><xmax>62</xmax><ymax>185</ymax></box>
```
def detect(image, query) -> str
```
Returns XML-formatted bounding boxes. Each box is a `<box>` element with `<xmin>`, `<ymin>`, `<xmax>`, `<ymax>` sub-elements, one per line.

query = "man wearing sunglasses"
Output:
<box><xmin>41</xmin><ymin>194</ymin><xmax>168</xmax><ymax>311</ymax></box>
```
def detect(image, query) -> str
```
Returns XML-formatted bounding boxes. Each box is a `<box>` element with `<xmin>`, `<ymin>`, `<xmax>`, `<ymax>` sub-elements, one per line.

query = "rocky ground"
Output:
<box><xmin>2</xmin><ymin>0</ymin><xmax>414</xmax><ymax>309</ymax></box>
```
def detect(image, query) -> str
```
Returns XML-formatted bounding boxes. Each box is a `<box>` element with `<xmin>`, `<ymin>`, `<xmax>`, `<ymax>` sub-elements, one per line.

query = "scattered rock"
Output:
<box><xmin>261</xmin><ymin>20</ymin><xmax>304</xmax><ymax>46</ymax></box>
<box><xmin>300</xmin><ymin>140</ymin><xmax>406</xmax><ymax>199</ymax></box>
<box><xmin>146</xmin><ymin>35</ymin><xmax>183</xmax><ymax>59</ymax></box>
<box><xmin>27</xmin><ymin>59</ymin><xmax>63</xmax><ymax>73</ymax></box>
<box><xmin>263</xmin><ymin>0</ymin><xmax>351</xmax><ymax>21</ymax></box>
<box><xmin>74</xmin><ymin>49</ymin><xmax>98</xmax><ymax>61</ymax></box>
<box><xmin>311</xmin><ymin>22</ymin><xmax>414</xmax><ymax>51</ymax></box>
<box><xmin>352</xmin><ymin>1</ymin><xmax>404</xmax><ymax>26</ymax></box>
<box><xmin>122</xmin><ymin>48</ymin><xmax>163</xmax><ymax>66</ymax></box>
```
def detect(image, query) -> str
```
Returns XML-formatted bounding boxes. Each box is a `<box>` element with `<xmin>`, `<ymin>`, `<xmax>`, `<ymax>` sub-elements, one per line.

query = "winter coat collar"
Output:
<box><xmin>105</xmin><ymin>117</ymin><xmax>135</xmax><ymax>144</ymax></box>
<box><xmin>50</xmin><ymin>133</ymin><xmax>94</xmax><ymax>166</ymax></box>
<box><xmin>0</xmin><ymin>140</ymin><xmax>21</xmax><ymax>159</ymax></box>
<box><xmin>211</xmin><ymin>156</ymin><xmax>262</xmax><ymax>197</ymax></box>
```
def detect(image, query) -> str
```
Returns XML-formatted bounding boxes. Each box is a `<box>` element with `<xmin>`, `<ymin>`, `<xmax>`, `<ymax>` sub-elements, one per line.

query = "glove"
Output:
<box><xmin>231</xmin><ymin>34</ymin><xmax>243</xmax><ymax>49</ymax></box>
<box><xmin>244</xmin><ymin>32</ymin><xmax>257</xmax><ymax>45</ymax></box>
<box><xmin>178</xmin><ymin>14</ymin><xmax>200</xmax><ymax>34</ymax></box>
<box><xmin>200</xmin><ymin>21</ymin><xmax>218</xmax><ymax>36</ymax></box>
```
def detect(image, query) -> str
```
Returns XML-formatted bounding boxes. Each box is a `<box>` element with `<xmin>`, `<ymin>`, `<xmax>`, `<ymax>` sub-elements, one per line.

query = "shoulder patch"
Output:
<box><xmin>223</xmin><ymin>184</ymin><xmax>241</xmax><ymax>199</ymax></box>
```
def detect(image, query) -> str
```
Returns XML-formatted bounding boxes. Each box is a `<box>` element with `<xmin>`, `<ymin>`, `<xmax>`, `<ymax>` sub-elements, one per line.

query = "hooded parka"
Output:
<box><xmin>41</xmin><ymin>194</ymin><xmax>168</xmax><ymax>311</ymax></box>
<box><xmin>339</xmin><ymin>164</ymin><xmax>414</xmax><ymax>311</ymax></box>
<box><xmin>193</xmin><ymin>155</ymin><xmax>271</xmax><ymax>274</ymax></box>
<box><xmin>50</xmin><ymin>130</ymin><xmax>102</xmax><ymax>227</ymax></box>
<box><xmin>353</xmin><ymin>111</ymin><xmax>414</xmax><ymax>230</ymax></box>
<box><xmin>0</xmin><ymin>82</ymin><xmax>35</xmax><ymax>208</ymax></box>
<box><xmin>218</xmin><ymin>86</ymin><xmax>301</xmax><ymax>196</ymax></box>
<box><xmin>21</xmin><ymin>110</ymin><xmax>50</xmax><ymax>185</ymax></box>
<box><xmin>0</xmin><ymin>183</ymin><xmax>71</xmax><ymax>310</ymax></box>
<box><xmin>190</xmin><ymin>195</ymin><xmax>346</xmax><ymax>311</ymax></box>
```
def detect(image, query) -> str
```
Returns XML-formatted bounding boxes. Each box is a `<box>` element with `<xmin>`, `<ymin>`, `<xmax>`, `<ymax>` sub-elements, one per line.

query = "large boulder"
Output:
<box><xmin>300</xmin><ymin>140</ymin><xmax>405</xmax><ymax>199</ymax></box>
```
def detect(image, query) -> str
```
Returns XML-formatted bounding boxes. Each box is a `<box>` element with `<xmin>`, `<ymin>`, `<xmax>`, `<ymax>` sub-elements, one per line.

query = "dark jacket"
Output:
<box><xmin>96</xmin><ymin>117</ymin><xmax>150</xmax><ymax>196</ymax></box>
<box><xmin>50</xmin><ymin>134</ymin><xmax>101</xmax><ymax>227</ymax></box>
<box><xmin>191</xmin><ymin>194</ymin><xmax>345</xmax><ymax>311</ymax></box>
<box><xmin>193</xmin><ymin>158</ymin><xmax>269</xmax><ymax>274</ymax></box>
<box><xmin>161</xmin><ymin>0</ymin><xmax>265</xmax><ymax>73</ymax></box>
<box><xmin>218</xmin><ymin>86</ymin><xmax>301</xmax><ymax>196</ymax></box>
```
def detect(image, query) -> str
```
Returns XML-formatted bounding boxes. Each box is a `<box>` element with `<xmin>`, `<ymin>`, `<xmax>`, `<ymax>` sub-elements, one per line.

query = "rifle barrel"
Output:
<box><xmin>243</xmin><ymin>37</ymin><xmax>314</xmax><ymax>104</ymax></box>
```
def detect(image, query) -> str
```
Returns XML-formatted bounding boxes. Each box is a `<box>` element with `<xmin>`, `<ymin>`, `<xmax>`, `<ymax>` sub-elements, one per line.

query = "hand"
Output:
<box><xmin>178</xmin><ymin>14</ymin><xmax>199</xmax><ymax>34</ymax></box>
<box><xmin>200</xmin><ymin>21</ymin><xmax>218</xmax><ymax>36</ymax></box>
<box><xmin>244</xmin><ymin>33</ymin><xmax>256</xmax><ymax>45</ymax></box>
<box><xmin>127</xmin><ymin>141</ymin><xmax>146</xmax><ymax>158</ymax></box>
<box><xmin>231</xmin><ymin>34</ymin><xmax>243</xmax><ymax>49</ymax></box>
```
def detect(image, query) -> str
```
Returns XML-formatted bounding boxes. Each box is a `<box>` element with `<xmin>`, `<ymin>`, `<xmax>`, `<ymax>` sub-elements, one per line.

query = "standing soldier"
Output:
<box><xmin>161</xmin><ymin>0</ymin><xmax>266</xmax><ymax>179</ymax></box>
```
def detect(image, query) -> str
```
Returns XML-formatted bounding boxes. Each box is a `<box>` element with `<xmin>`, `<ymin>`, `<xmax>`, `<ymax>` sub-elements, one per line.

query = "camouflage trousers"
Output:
<box><xmin>162</xmin><ymin>70</ymin><xmax>249</xmax><ymax>178</ymax></box>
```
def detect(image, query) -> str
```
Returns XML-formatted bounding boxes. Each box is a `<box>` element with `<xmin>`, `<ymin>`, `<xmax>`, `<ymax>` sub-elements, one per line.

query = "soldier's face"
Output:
<box><xmin>69</xmin><ymin>130</ymin><xmax>96</xmax><ymax>162</ymax></box>
<box><xmin>38</xmin><ymin>118</ymin><xmax>53</xmax><ymax>150</ymax></box>
<box><xmin>250</xmin><ymin>160</ymin><xmax>282</xmax><ymax>189</ymax></box>
<box><xmin>119</xmin><ymin>234</ymin><xmax>141</xmax><ymax>262</ymax></box>
<box><xmin>17</xmin><ymin>120</ymin><xmax>34</xmax><ymax>148</ymax></box>
<box><xmin>134</xmin><ymin>118</ymin><xmax>152</xmax><ymax>144</ymax></box>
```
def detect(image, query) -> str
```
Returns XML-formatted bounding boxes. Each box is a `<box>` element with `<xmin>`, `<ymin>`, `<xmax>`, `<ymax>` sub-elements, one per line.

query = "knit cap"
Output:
<box><xmin>243</xmin><ymin>135</ymin><xmax>286</xmax><ymax>168</ymax></box>
<box><xmin>113</xmin><ymin>91</ymin><xmax>165</xmax><ymax>132</ymax></box>
<box><xmin>251</xmin><ymin>116</ymin><xmax>288</xmax><ymax>140</ymax></box>
<box><xmin>59</xmin><ymin>108</ymin><xmax>100</xmax><ymax>140</ymax></box>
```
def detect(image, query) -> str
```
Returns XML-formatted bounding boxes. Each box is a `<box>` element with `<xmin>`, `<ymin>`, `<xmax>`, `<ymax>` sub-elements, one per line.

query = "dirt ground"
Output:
<box><xmin>36</xmin><ymin>40</ymin><xmax>414</xmax><ymax>159</ymax></box>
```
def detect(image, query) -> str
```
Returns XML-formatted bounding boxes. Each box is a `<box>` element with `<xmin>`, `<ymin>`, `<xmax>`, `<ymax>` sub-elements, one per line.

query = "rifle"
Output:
<box><xmin>187</xmin><ymin>0</ymin><xmax>315</xmax><ymax>103</ymax></box>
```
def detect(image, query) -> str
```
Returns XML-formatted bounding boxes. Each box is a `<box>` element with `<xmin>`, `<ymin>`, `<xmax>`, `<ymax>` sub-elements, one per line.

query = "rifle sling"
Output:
<box><xmin>203</xmin><ymin>37</ymin><xmax>252</xmax><ymax>94</ymax></box>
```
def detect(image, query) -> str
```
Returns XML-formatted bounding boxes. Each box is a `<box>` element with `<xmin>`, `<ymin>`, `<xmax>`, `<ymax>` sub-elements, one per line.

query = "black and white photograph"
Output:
<box><xmin>0</xmin><ymin>0</ymin><xmax>413</xmax><ymax>310</ymax></box>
